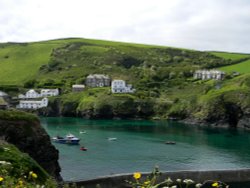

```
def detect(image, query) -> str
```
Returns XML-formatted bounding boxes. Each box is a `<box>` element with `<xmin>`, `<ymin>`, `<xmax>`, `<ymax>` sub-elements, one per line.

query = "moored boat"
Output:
<box><xmin>165</xmin><ymin>141</ymin><xmax>176</xmax><ymax>145</ymax></box>
<box><xmin>108</xmin><ymin>137</ymin><xmax>117</xmax><ymax>141</ymax></box>
<box><xmin>52</xmin><ymin>134</ymin><xmax>80</xmax><ymax>145</ymax></box>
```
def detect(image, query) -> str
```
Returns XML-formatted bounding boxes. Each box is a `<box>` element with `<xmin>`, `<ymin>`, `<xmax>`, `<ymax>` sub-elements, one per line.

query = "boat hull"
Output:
<box><xmin>52</xmin><ymin>138</ymin><xmax>80</xmax><ymax>145</ymax></box>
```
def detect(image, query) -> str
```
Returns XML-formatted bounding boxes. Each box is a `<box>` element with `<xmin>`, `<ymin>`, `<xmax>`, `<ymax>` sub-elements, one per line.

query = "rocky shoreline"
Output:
<box><xmin>0</xmin><ymin>110</ymin><xmax>62</xmax><ymax>181</ymax></box>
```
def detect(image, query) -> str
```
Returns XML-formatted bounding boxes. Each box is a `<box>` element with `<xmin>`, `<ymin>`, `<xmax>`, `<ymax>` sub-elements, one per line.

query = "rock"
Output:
<box><xmin>237</xmin><ymin>116</ymin><xmax>250</xmax><ymax>129</ymax></box>
<box><xmin>0</xmin><ymin>110</ymin><xmax>62</xmax><ymax>181</ymax></box>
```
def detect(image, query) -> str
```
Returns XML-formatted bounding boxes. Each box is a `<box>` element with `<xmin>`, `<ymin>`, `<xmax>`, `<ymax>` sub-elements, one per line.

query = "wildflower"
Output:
<box><xmin>144</xmin><ymin>181</ymin><xmax>150</xmax><ymax>185</ymax></box>
<box><xmin>0</xmin><ymin>177</ymin><xmax>4</xmax><ymax>182</ymax></box>
<box><xmin>32</xmin><ymin>172</ymin><xmax>38</xmax><ymax>179</ymax></box>
<box><xmin>0</xmin><ymin>161</ymin><xmax>11</xmax><ymax>165</ymax></box>
<box><xmin>133</xmin><ymin>172</ymin><xmax>141</xmax><ymax>179</ymax></box>
<box><xmin>183</xmin><ymin>179</ymin><xmax>194</xmax><ymax>185</ymax></box>
<box><xmin>18</xmin><ymin>180</ymin><xmax>23</xmax><ymax>186</ymax></box>
<box><xmin>196</xmin><ymin>183</ymin><xmax>202</xmax><ymax>188</ymax></box>
<box><xmin>176</xmin><ymin>179</ymin><xmax>182</xmax><ymax>183</ymax></box>
<box><xmin>212</xmin><ymin>182</ymin><xmax>219</xmax><ymax>187</ymax></box>
<box><xmin>29</xmin><ymin>171</ymin><xmax>38</xmax><ymax>179</ymax></box>
<box><xmin>165</xmin><ymin>177</ymin><xmax>173</xmax><ymax>185</ymax></box>
<box><xmin>3</xmin><ymin>147</ymin><xmax>10</xmax><ymax>151</ymax></box>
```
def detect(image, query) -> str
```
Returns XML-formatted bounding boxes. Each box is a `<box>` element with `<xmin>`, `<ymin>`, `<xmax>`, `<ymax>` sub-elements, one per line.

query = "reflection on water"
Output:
<box><xmin>41</xmin><ymin>117</ymin><xmax>250</xmax><ymax>181</ymax></box>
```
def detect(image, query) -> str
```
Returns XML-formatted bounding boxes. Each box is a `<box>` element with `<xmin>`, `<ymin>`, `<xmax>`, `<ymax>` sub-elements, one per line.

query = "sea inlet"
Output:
<box><xmin>41</xmin><ymin>117</ymin><xmax>250</xmax><ymax>181</ymax></box>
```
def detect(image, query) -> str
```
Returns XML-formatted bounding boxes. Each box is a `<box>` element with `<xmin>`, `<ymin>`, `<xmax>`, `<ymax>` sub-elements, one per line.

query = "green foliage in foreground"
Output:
<box><xmin>0</xmin><ymin>141</ymin><xmax>56</xmax><ymax>187</ymax></box>
<box><xmin>126</xmin><ymin>167</ymin><xmax>229</xmax><ymax>188</ymax></box>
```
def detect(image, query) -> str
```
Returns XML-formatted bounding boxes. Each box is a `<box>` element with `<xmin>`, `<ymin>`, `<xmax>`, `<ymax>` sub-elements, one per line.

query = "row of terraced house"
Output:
<box><xmin>16</xmin><ymin>89</ymin><xmax>59</xmax><ymax>110</ymax></box>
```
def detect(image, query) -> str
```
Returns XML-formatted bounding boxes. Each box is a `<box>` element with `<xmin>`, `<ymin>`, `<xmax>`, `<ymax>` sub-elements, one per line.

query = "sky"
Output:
<box><xmin>1</xmin><ymin>0</ymin><xmax>250</xmax><ymax>53</ymax></box>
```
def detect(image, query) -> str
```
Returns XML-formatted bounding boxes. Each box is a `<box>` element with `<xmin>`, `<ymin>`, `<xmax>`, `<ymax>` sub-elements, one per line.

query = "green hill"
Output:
<box><xmin>0</xmin><ymin>38</ymin><xmax>234</xmax><ymax>86</ymax></box>
<box><xmin>219</xmin><ymin>59</ymin><xmax>250</xmax><ymax>73</ymax></box>
<box><xmin>210</xmin><ymin>51</ymin><xmax>250</xmax><ymax>60</ymax></box>
<box><xmin>1</xmin><ymin>38</ymin><xmax>250</xmax><ymax>127</ymax></box>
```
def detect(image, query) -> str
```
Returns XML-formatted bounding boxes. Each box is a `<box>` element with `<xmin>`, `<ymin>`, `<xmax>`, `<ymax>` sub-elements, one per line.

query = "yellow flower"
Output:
<box><xmin>133</xmin><ymin>172</ymin><xmax>141</xmax><ymax>179</ymax></box>
<box><xmin>212</xmin><ymin>182</ymin><xmax>219</xmax><ymax>187</ymax></box>
<box><xmin>18</xmin><ymin>180</ymin><xmax>23</xmax><ymax>185</ymax></box>
<box><xmin>0</xmin><ymin>177</ymin><xmax>3</xmax><ymax>182</ymax></box>
<box><xmin>31</xmin><ymin>172</ymin><xmax>38</xmax><ymax>179</ymax></box>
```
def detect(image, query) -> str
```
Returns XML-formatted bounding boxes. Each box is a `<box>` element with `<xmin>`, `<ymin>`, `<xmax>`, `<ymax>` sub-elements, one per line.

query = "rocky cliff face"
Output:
<box><xmin>0</xmin><ymin>110</ymin><xmax>62</xmax><ymax>181</ymax></box>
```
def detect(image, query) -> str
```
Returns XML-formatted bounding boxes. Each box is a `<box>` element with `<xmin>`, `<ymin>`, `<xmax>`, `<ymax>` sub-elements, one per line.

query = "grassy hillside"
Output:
<box><xmin>0</xmin><ymin>38</ymin><xmax>232</xmax><ymax>86</ymax></box>
<box><xmin>210</xmin><ymin>51</ymin><xmax>250</xmax><ymax>60</ymax></box>
<box><xmin>0</xmin><ymin>38</ymin><xmax>168</xmax><ymax>85</ymax></box>
<box><xmin>0</xmin><ymin>141</ymin><xmax>50</xmax><ymax>183</ymax></box>
<box><xmin>1</xmin><ymin>38</ymin><xmax>250</xmax><ymax>126</ymax></box>
<box><xmin>0</xmin><ymin>42</ymin><xmax>59</xmax><ymax>85</ymax></box>
<box><xmin>219</xmin><ymin>59</ymin><xmax>250</xmax><ymax>73</ymax></box>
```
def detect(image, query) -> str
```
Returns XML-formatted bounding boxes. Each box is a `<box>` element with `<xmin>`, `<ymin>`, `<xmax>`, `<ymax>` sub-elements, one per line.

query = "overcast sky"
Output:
<box><xmin>1</xmin><ymin>0</ymin><xmax>250</xmax><ymax>53</ymax></box>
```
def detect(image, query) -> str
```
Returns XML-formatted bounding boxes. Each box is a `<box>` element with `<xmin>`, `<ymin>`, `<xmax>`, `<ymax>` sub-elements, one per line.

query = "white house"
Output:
<box><xmin>193</xmin><ymin>70</ymin><xmax>225</xmax><ymax>80</ymax></box>
<box><xmin>0</xmin><ymin>91</ymin><xmax>8</xmax><ymax>97</ymax></box>
<box><xmin>18</xmin><ymin>89</ymin><xmax>59</xmax><ymax>99</ymax></box>
<box><xmin>17</xmin><ymin>98</ymin><xmax>48</xmax><ymax>109</ymax></box>
<box><xmin>86</xmin><ymin>74</ymin><xmax>111</xmax><ymax>87</ymax></box>
<box><xmin>111</xmin><ymin>80</ymin><xmax>135</xmax><ymax>93</ymax></box>
<box><xmin>25</xmin><ymin>89</ymin><xmax>41</xmax><ymax>98</ymax></box>
<box><xmin>41</xmin><ymin>89</ymin><xmax>59</xmax><ymax>97</ymax></box>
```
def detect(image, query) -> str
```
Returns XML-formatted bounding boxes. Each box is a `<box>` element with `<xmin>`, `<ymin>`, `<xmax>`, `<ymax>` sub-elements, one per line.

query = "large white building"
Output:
<box><xmin>193</xmin><ymin>70</ymin><xmax>225</xmax><ymax>80</ymax></box>
<box><xmin>17</xmin><ymin>98</ymin><xmax>48</xmax><ymax>109</ymax></box>
<box><xmin>85</xmin><ymin>74</ymin><xmax>111</xmax><ymax>87</ymax></box>
<box><xmin>111</xmin><ymin>80</ymin><xmax>135</xmax><ymax>93</ymax></box>
<box><xmin>18</xmin><ymin>89</ymin><xmax>59</xmax><ymax>99</ymax></box>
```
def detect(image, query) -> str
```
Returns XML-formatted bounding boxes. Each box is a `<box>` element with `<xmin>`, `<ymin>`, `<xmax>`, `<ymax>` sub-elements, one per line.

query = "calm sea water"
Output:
<box><xmin>40</xmin><ymin>117</ymin><xmax>250</xmax><ymax>181</ymax></box>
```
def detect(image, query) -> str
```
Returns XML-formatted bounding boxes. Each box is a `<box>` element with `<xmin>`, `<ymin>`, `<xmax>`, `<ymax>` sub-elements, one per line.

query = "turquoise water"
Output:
<box><xmin>40</xmin><ymin>117</ymin><xmax>250</xmax><ymax>181</ymax></box>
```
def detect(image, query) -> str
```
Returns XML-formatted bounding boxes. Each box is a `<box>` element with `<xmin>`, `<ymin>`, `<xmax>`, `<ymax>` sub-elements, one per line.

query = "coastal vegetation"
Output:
<box><xmin>0</xmin><ymin>141</ymin><xmax>56</xmax><ymax>187</ymax></box>
<box><xmin>0</xmin><ymin>38</ymin><xmax>250</xmax><ymax>127</ymax></box>
<box><xmin>126</xmin><ymin>167</ymin><xmax>229</xmax><ymax>188</ymax></box>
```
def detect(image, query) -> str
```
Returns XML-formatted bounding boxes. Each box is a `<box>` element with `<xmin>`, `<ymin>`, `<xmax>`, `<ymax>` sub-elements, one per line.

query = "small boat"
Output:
<box><xmin>79</xmin><ymin>131</ymin><xmax>87</xmax><ymax>134</ymax></box>
<box><xmin>165</xmin><ymin>141</ymin><xmax>176</xmax><ymax>145</ymax></box>
<box><xmin>80</xmin><ymin>146</ymin><xmax>87</xmax><ymax>151</ymax></box>
<box><xmin>52</xmin><ymin>134</ymin><xmax>80</xmax><ymax>145</ymax></box>
<box><xmin>108</xmin><ymin>137</ymin><xmax>117</xmax><ymax>141</ymax></box>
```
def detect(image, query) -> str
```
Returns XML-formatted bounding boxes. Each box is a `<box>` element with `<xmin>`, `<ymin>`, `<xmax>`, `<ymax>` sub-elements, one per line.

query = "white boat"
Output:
<box><xmin>79</xmin><ymin>130</ymin><xmax>87</xmax><ymax>134</ymax></box>
<box><xmin>108</xmin><ymin>137</ymin><xmax>117</xmax><ymax>141</ymax></box>
<box><xmin>52</xmin><ymin>134</ymin><xmax>80</xmax><ymax>145</ymax></box>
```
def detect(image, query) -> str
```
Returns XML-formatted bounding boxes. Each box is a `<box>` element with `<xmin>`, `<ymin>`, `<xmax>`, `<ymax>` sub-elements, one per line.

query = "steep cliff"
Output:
<box><xmin>0</xmin><ymin>110</ymin><xmax>62</xmax><ymax>181</ymax></box>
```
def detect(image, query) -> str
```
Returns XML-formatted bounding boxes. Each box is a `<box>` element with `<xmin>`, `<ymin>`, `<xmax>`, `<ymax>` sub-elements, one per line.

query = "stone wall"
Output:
<box><xmin>66</xmin><ymin>169</ymin><xmax>250</xmax><ymax>188</ymax></box>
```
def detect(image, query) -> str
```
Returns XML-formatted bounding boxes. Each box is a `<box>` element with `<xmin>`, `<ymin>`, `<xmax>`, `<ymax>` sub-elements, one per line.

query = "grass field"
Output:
<box><xmin>0</xmin><ymin>37</ymin><xmax>249</xmax><ymax>86</ymax></box>
<box><xmin>0</xmin><ymin>42</ymin><xmax>62</xmax><ymax>85</ymax></box>
<box><xmin>211</xmin><ymin>51</ymin><xmax>250</xmax><ymax>60</ymax></box>
<box><xmin>0</xmin><ymin>38</ymin><xmax>170</xmax><ymax>85</ymax></box>
<box><xmin>219</xmin><ymin>59</ymin><xmax>250</xmax><ymax>73</ymax></box>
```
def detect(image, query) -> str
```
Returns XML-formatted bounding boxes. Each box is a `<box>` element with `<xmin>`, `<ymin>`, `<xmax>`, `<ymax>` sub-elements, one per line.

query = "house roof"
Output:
<box><xmin>27</xmin><ymin>89</ymin><xmax>39</xmax><ymax>93</ymax></box>
<box><xmin>0</xmin><ymin>91</ymin><xmax>8</xmax><ymax>97</ymax></box>
<box><xmin>72</xmin><ymin>84</ymin><xmax>85</xmax><ymax>88</ymax></box>
<box><xmin>41</xmin><ymin>89</ymin><xmax>58</xmax><ymax>92</ymax></box>
<box><xmin>87</xmin><ymin>74</ymin><xmax>110</xmax><ymax>79</ymax></box>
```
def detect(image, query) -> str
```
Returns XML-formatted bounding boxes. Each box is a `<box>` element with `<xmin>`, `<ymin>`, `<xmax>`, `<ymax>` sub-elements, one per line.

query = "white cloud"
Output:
<box><xmin>0</xmin><ymin>0</ymin><xmax>250</xmax><ymax>53</ymax></box>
